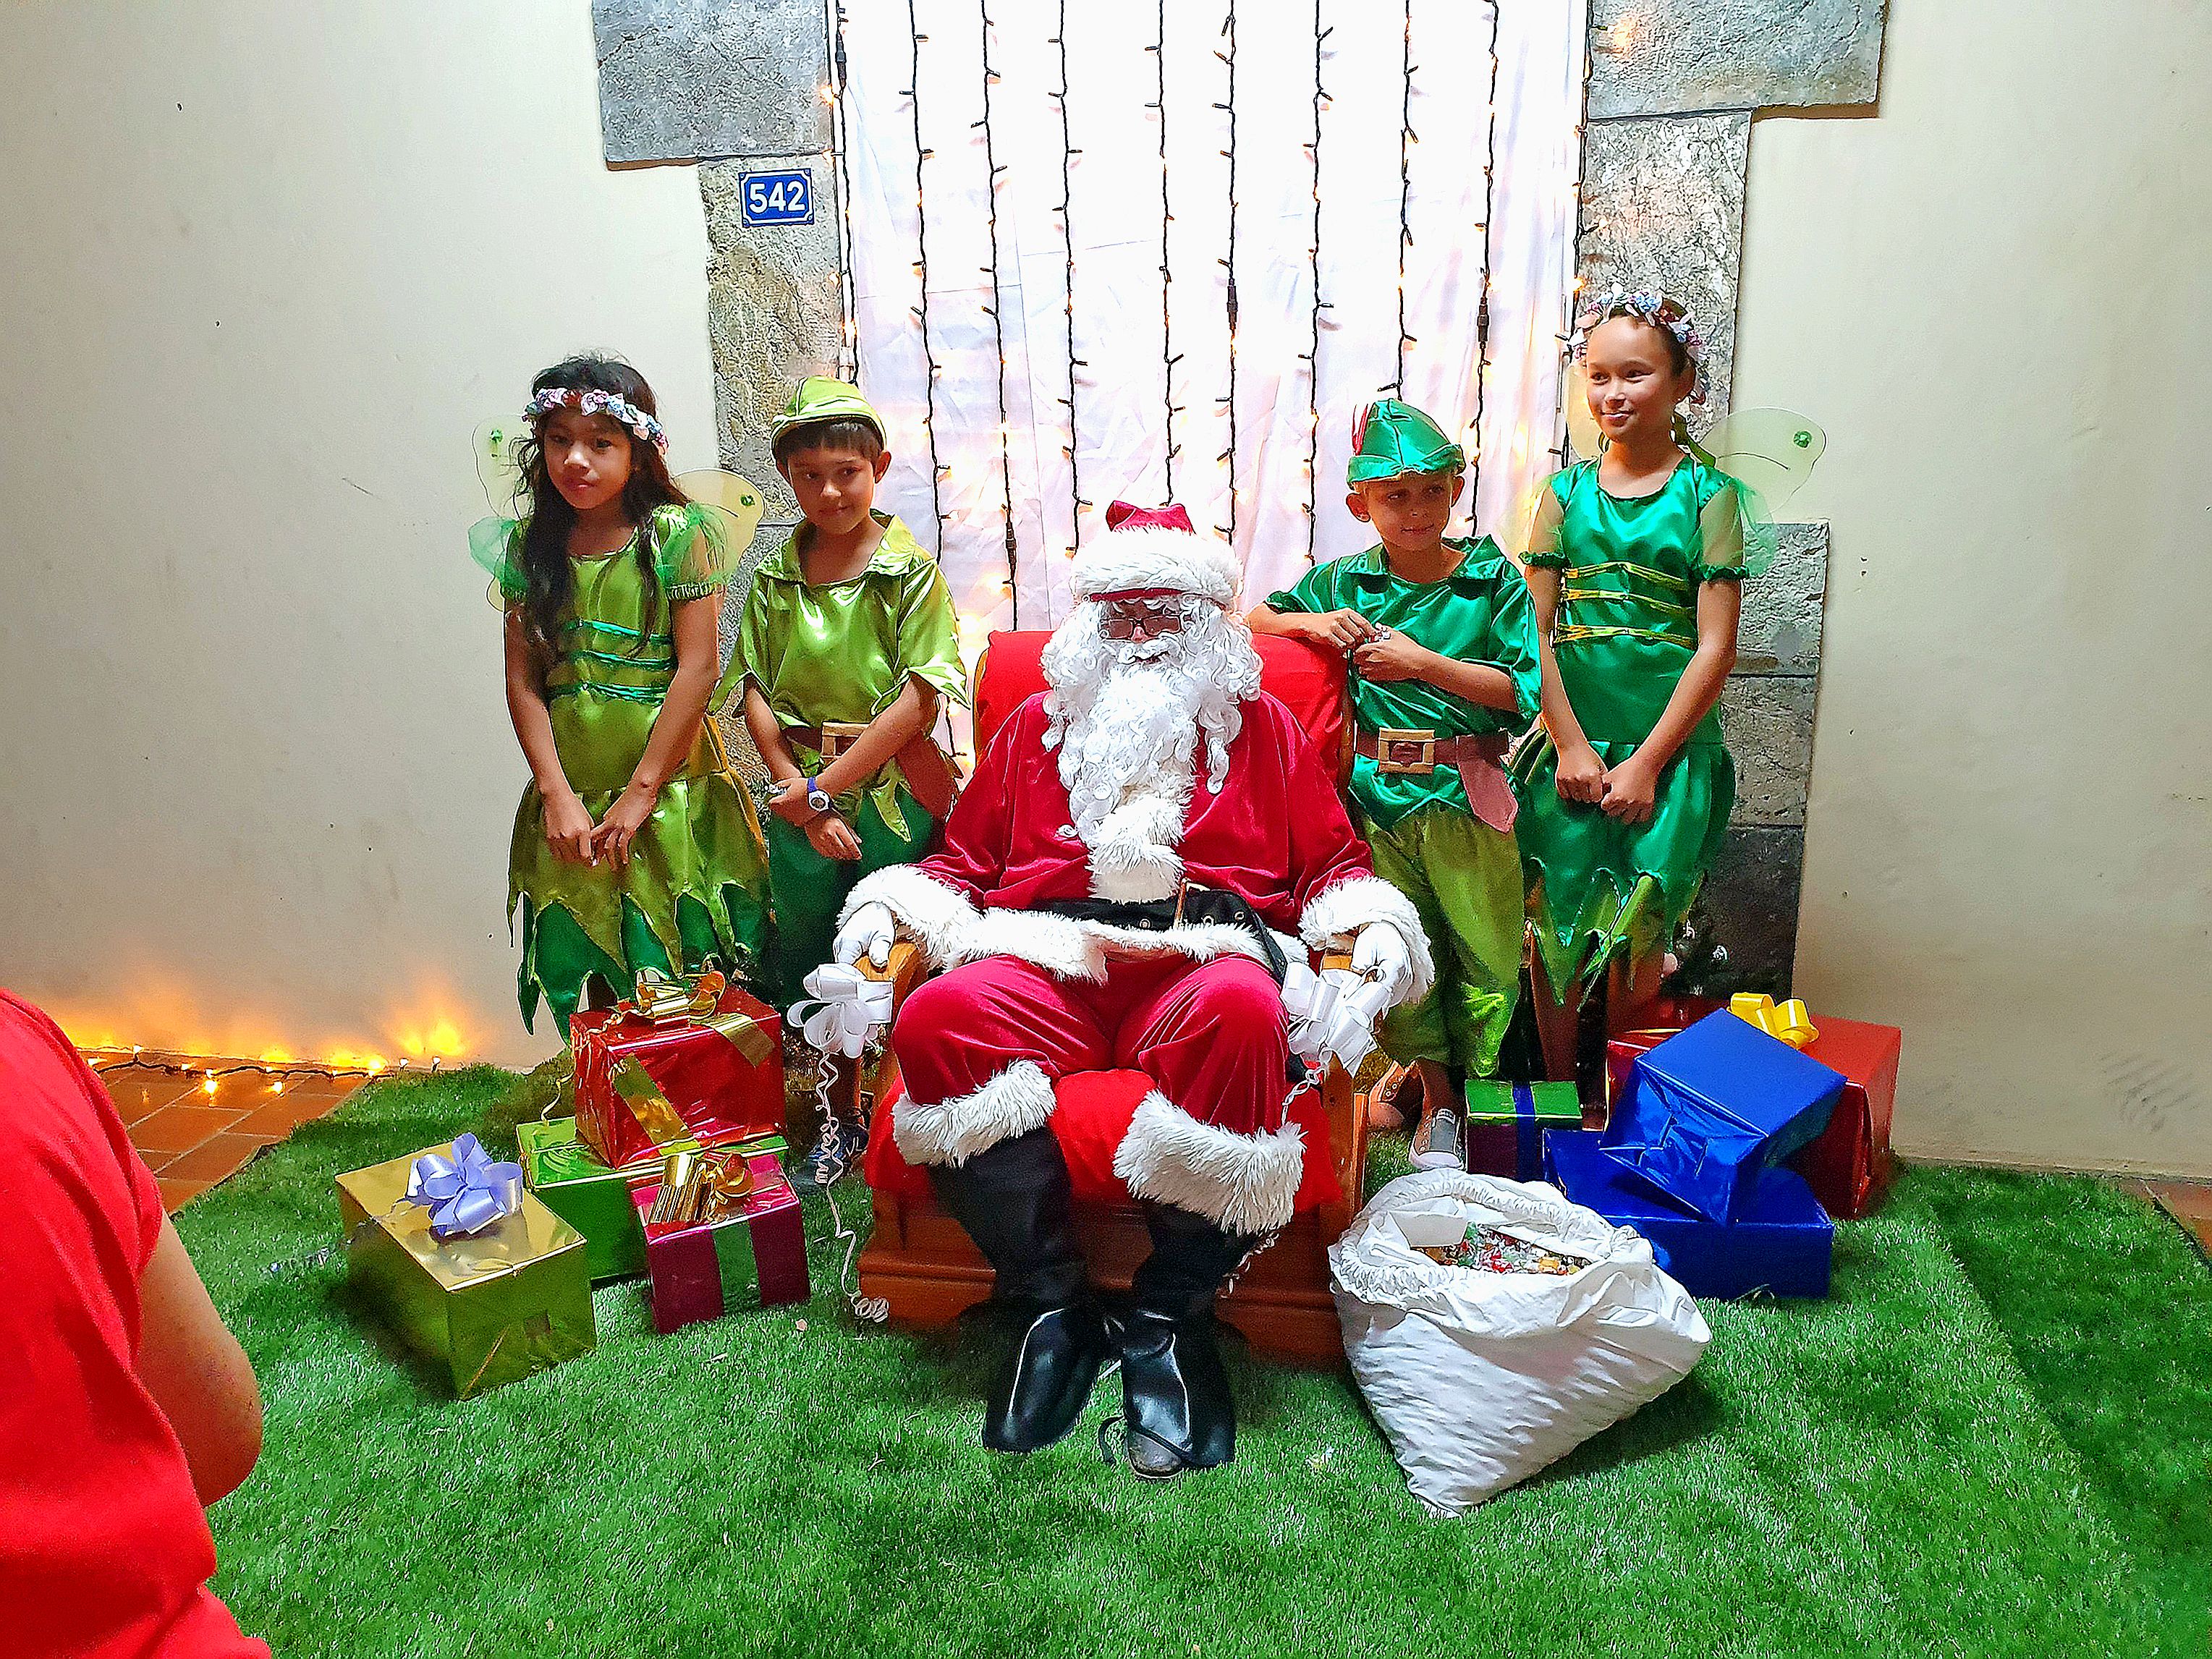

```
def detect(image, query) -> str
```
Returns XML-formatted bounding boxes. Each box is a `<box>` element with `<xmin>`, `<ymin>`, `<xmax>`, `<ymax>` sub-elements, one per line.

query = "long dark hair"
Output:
<box><xmin>510</xmin><ymin>355</ymin><xmax>689</xmax><ymax>656</ymax></box>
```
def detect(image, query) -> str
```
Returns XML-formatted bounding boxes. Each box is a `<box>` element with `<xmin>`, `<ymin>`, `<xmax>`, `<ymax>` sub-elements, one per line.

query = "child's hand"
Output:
<box><xmin>768</xmin><ymin>776</ymin><xmax>818</xmax><ymax>826</ymax></box>
<box><xmin>590</xmin><ymin>781</ymin><xmax>658</xmax><ymax>867</ymax></box>
<box><xmin>543</xmin><ymin>791</ymin><xmax>598</xmax><ymax>865</ymax></box>
<box><xmin>1312</xmin><ymin>610</ymin><xmax>1377</xmax><ymax>653</ymax></box>
<box><xmin>1600</xmin><ymin>754</ymin><xmax>1658</xmax><ymax>825</ymax></box>
<box><xmin>1350</xmin><ymin>627</ymin><xmax>1431</xmax><ymax>684</ymax></box>
<box><xmin>1554</xmin><ymin>742</ymin><xmax>1607</xmax><ymax>805</ymax></box>
<box><xmin>805</xmin><ymin>812</ymin><xmax>863</xmax><ymax>862</ymax></box>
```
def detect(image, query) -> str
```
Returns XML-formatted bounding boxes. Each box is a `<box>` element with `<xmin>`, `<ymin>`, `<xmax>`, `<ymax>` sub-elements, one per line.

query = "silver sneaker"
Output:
<box><xmin>1410</xmin><ymin>1108</ymin><xmax>1466</xmax><ymax>1171</ymax></box>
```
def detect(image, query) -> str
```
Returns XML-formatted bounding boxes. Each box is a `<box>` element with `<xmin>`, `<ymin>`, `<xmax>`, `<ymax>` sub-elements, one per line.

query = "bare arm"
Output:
<box><xmin>815</xmin><ymin>675</ymin><xmax>941</xmax><ymax>799</ymax></box>
<box><xmin>742</xmin><ymin>682</ymin><xmax>805</xmax><ymax>788</ymax></box>
<box><xmin>1526</xmin><ymin>567</ymin><xmax>1607</xmax><ymax>806</ymax></box>
<box><xmin>503</xmin><ymin>612</ymin><xmax>572</xmax><ymax>799</ymax></box>
<box><xmin>135</xmin><ymin>1219</ymin><xmax>261</xmax><ymax>1507</ymax></box>
<box><xmin>1247</xmin><ymin>601</ymin><xmax>1374</xmax><ymax>654</ymax></box>
<box><xmin>1601</xmin><ymin>579</ymin><xmax>1739</xmax><ymax>823</ymax></box>
<box><xmin>591</xmin><ymin>595</ymin><xmax>722</xmax><ymax>864</ymax></box>
<box><xmin>1349</xmin><ymin>635</ymin><xmax>1521</xmax><ymax>712</ymax></box>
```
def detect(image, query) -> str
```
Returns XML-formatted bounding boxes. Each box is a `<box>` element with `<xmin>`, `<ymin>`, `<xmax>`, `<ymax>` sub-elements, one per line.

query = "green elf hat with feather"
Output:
<box><xmin>1346</xmin><ymin>398</ymin><xmax>1465</xmax><ymax>485</ymax></box>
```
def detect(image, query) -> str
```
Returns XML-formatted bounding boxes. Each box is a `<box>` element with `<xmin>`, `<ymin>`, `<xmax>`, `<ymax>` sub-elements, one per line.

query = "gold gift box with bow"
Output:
<box><xmin>336</xmin><ymin>1142</ymin><xmax>596</xmax><ymax>1399</ymax></box>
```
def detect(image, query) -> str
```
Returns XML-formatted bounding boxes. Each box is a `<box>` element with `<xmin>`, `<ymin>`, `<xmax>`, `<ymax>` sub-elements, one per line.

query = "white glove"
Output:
<box><xmin>1350</xmin><ymin>922</ymin><xmax>1412</xmax><ymax>1001</ymax></box>
<box><xmin>832</xmin><ymin>901</ymin><xmax>897</xmax><ymax>969</ymax></box>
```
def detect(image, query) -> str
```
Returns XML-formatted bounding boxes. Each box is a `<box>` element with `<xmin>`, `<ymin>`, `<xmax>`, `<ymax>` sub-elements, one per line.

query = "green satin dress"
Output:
<box><xmin>1512</xmin><ymin>455</ymin><xmax>1746</xmax><ymax>993</ymax></box>
<box><xmin>474</xmin><ymin>503</ymin><xmax>771</xmax><ymax>1034</ymax></box>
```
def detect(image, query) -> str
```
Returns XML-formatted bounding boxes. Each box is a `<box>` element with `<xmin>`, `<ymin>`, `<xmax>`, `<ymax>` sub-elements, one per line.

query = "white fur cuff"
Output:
<box><xmin>893</xmin><ymin>1060</ymin><xmax>1057</xmax><ymax>1168</ymax></box>
<box><xmin>840</xmin><ymin>865</ymin><xmax>979</xmax><ymax>973</ymax></box>
<box><xmin>1113</xmin><ymin>1092</ymin><xmax>1305</xmax><ymax>1236</ymax></box>
<box><xmin>1299</xmin><ymin>874</ymin><xmax>1436</xmax><ymax>1006</ymax></box>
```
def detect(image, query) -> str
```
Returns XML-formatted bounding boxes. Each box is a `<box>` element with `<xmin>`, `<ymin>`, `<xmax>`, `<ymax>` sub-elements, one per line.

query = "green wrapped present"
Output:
<box><xmin>335</xmin><ymin>1140</ymin><xmax>596</xmax><ymax>1398</ymax></box>
<box><xmin>514</xmin><ymin>1116</ymin><xmax>695</xmax><ymax>1281</ymax></box>
<box><xmin>1464</xmin><ymin>1080</ymin><xmax>1584</xmax><ymax>1183</ymax></box>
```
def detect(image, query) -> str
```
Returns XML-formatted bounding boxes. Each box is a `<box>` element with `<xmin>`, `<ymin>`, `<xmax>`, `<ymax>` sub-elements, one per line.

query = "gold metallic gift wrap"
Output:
<box><xmin>335</xmin><ymin>1143</ymin><xmax>597</xmax><ymax>1399</ymax></box>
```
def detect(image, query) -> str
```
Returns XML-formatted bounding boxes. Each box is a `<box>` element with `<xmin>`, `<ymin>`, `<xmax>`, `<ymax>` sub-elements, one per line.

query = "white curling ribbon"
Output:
<box><xmin>793</xmin><ymin>963</ymin><xmax>896</xmax><ymax>1058</ymax></box>
<box><xmin>1282</xmin><ymin>962</ymin><xmax>1394</xmax><ymax>1074</ymax></box>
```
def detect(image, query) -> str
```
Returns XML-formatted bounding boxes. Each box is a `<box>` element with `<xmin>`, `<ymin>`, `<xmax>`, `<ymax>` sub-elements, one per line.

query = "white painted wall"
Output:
<box><xmin>1734</xmin><ymin>0</ymin><xmax>2211</xmax><ymax>1174</ymax></box>
<box><xmin>4</xmin><ymin>1</ymin><xmax>2205</xmax><ymax>1172</ymax></box>
<box><xmin>0</xmin><ymin>1</ymin><xmax>718</xmax><ymax>1069</ymax></box>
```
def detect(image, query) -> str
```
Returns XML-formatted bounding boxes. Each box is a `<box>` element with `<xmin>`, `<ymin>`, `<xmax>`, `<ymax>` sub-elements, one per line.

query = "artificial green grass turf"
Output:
<box><xmin>181</xmin><ymin>1069</ymin><xmax>2211</xmax><ymax>1658</ymax></box>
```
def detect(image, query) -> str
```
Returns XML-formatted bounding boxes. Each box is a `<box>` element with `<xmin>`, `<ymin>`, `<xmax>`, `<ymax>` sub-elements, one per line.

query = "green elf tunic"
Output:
<box><xmin>1266</xmin><ymin>538</ymin><xmax>1542</xmax><ymax>1078</ymax></box>
<box><xmin>477</xmin><ymin>503</ymin><xmax>771</xmax><ymax>1035</ymax></box>
<box><xmin>1512</xmin><ymin>454</ymin><xmax>1747</xmax><ymax>993</ymax></box>
<box><xmin>724</xmin><ymin>511</ymin><xmax>967</xmax><ymax>999</ymax></box>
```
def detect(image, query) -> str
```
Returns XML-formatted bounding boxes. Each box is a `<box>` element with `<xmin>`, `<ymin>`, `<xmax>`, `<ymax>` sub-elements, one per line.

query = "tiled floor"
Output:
<box><xmin>2139</xmin><ymin>1178</ymin><xmax>2212</xmax><ymax>1258</ymax></box>
<box><xmin>98</xmin><ymin>1060</ymin><xmax>363</xmax><ymax>1213</ymax></box>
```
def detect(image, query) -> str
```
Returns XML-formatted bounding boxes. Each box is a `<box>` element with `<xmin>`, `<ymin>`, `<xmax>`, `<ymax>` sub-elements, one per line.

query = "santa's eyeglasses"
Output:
<box><xmin>1097</xmin><ymin>593</ymin><xmax>1190</xmax><ymax>641</ymax></box>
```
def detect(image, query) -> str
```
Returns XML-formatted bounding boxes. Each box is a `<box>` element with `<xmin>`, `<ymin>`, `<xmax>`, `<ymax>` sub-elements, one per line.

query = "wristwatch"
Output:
<box><xmin>804</xmin><ymin>774</ymin><xmax>832</xmax><ymax>815</ymax></box>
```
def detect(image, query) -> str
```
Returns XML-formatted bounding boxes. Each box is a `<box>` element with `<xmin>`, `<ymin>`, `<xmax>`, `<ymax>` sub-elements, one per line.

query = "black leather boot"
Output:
<box><xmin>930</xmin><ymin>1128</ymin><xmax>1112</xmax><ymax>1454</ymax></box>
<box><xmin>1115</xmin><ymin>1204</ymin><xmax>1257</xmax><ymax>1477</ymax></box>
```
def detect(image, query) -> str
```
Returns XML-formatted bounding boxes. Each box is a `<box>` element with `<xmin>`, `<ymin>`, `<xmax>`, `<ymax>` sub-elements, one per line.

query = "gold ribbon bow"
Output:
<box><xmin>625</xmin><ymin>967</ymin><xmax>774</xmax><ymax>1065</ymax></box>
<box><xmin>1729</xmin><ymin>992</ymin><xmax>1818</xmax><ymax>1049</ymax></box>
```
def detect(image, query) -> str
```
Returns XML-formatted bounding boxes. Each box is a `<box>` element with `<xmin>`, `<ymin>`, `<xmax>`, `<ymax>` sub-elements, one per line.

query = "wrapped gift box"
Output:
<box><xmin>1548</xmin><ymin>1129</ymin><xmax>1831</xmax><ymax>1299</ymax></box>
<box><xmin>1464</xmin><ymin>1081</ymin><xmax>1583</xmax><ymax>1181</ymax></box>
<box><xmin>335</xmin><ymin>1142</ymin><xmax>596</xmax><ymax>1396</ymax></box>
<box><xmin>1609</xmin><ymin>1011</ymin><xmax>1900</xmax><ymax>1220</ymax></box>
<box><xmin>514</xmin><ymin>1116</ymin><xmax>706</xmax><ymax>1281</ymax></box>
<box><xmin>632</xmin><ymin>1143</ymin><xmax>808</xmax><ymax>1334</ymax></box>
<box><xmin>1601</xmin><ymin>1011</ymin><xmax>1845</xmax><ymax>1225</ymax></box>
<box><xmin>1788</xmin><ymin>1017</ymin><xmax>1901</xmax><ymax>1220</ymax></box>
<box><xmin>572</xmin><ymin>974</ymin><xmax>784</xmax><ymax>1169</ymax></box>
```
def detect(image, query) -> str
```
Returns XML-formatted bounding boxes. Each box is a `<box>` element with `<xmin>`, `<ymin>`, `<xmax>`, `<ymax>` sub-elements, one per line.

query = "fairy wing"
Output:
<box><xmin>674</xmin><ymin>469</ymin><xmax>768</xmax><ymax>556</ymax></box>
<box><xmin>473</xmin><ymin>415</ymin><xmax>534</xmax><ymax>517</ymax></box>
<box><xmin>1692</xmin><ymin>409</ymin><xmax>1825</xmax><ymax>517</ymax></box>
<box><xmin>1561</xmin><ymin>358</ymin><xmax>1602</xmax><ymax>464</ymax></box>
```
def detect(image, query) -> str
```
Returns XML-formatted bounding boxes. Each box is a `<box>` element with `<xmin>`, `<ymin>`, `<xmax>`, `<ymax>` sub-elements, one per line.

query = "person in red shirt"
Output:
<box><xmin>0</xmin><ymin>989</ymin><xmax>267</xmax><ymax>1658</ymax></box>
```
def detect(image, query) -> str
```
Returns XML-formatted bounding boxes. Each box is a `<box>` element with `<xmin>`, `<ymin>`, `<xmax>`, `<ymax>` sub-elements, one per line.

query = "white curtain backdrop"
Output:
<box><xmin>840</xmin><ymin>0</ymin><xmax>1585</xmax><ymax>649</ymax></box>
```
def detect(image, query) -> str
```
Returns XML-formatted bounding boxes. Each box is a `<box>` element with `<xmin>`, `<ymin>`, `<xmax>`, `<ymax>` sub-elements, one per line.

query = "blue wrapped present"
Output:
<box><xmin>1547</xmin><ymin>1129</ymin><xmax>1832</xmax><ymax>1300</ymax></box>
<box><xmin>1600</xmin><ymin>1011</ymin><xmax>1845</xmax><ymax>1224</ymax></box>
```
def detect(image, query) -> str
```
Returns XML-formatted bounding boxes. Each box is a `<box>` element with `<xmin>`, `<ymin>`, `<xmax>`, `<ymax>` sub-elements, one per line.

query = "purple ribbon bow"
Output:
<box><xmin>405</xmin><ymin>1133</ymin><xmax>524</xmax><ymax>1239</ymax></box>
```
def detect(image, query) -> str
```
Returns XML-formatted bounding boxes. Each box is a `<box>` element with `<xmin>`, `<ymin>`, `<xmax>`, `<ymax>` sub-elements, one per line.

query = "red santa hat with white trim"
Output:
<box><xmin>1069</xmin><ymin>500</ymin><xmax>1244</xmax><ymax>606</ymax></box>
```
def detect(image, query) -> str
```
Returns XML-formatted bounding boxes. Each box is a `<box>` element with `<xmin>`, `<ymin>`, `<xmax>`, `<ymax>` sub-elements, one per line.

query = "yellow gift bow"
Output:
<box><xmin>1729</xmin><ymin>992</ymin><xmax>1818</xmax><ymax>1048</ymax></box>
<box><xmin>626</xmin><ymin>967</ymin><xmax>774</xmax><ymax>1065</ymax></box>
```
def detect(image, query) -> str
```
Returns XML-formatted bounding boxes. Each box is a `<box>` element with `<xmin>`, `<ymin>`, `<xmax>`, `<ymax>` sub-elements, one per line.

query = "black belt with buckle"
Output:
<box><xmin>1038</xmin><ymin>883</ymin><xmax>1290</xmax><ymax>985</ymax></box>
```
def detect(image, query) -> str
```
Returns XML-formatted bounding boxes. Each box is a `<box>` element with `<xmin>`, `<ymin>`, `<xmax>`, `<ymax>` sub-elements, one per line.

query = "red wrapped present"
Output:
<box><xmin>1606</xmin><ymin>1002</ymin><xmax>1899</xmax><ymax>1220</ymax></box>
<box><xmin>1790</xmin><ymin>1017</ymin><xmax>1900</xmax><ymax>1220</ymax></box>
<box><xmin>572</xmin><ymin>968</ymin><xmax>784</xmax><ymax>1169</ymax></box>
<box><xmin>632</xmin><ymin>1142</ymin><xmax>808</xmax><ymax>1334</ymax></box>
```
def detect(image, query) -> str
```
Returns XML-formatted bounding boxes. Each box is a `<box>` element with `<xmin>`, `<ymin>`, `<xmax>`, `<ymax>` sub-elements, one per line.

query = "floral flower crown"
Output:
<box><xmin>1573</xmin><ymin>289</ymin><xmax>1707</xmax><ymax>402</ymax></box>
<box><xmin>524</xmin><ymin>386</ymin><xmax>670</xmax><ymax>453</ymax></box>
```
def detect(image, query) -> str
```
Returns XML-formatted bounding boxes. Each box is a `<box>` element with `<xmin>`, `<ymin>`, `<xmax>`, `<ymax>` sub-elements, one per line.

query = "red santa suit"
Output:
<box><xmin>839</xmin><ymin>539</ymin><xmax>1431</xmax><ymax>1237</ymax></box>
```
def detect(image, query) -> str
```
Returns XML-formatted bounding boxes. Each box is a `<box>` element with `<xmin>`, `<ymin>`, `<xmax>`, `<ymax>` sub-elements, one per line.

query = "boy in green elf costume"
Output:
<box><xmin>721</xmin><ymin>378</ymin><xmax>967</xmax><ymax>1022</ymax></box>
<box><xmin>1249</xmin><ymin>401</ymin><xmax>1541</xmax><ymax>1166</ymax></box>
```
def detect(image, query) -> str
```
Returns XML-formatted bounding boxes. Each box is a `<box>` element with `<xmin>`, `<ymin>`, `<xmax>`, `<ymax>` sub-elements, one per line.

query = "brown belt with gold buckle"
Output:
<box><xmin>779</xmin><ymin>724</ymin><xmax>962</xmax><ymax>821</ymax></box>
<box><xmin>1354</xmin><ymin>727</ymin><xmax>1509</xmax><ymax>777</ymax></box>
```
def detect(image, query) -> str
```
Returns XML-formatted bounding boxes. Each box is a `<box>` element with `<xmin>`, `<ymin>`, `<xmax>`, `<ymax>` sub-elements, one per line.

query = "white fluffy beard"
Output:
<box><xmin>1041</xmin><ymin>600</ymin><xmax>1264</xmax><ymax>847</ymax></box>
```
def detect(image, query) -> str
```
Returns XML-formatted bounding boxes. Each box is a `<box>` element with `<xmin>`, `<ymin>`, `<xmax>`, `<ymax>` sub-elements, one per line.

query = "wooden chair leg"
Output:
<box><xmin>1605</xmin><ymin>950</ymin><xmax>1667</xmax><ymax>1039</ymax></box>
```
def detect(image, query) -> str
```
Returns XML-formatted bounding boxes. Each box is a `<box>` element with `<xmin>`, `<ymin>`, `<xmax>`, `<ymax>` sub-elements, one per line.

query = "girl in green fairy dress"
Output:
<box><xmin>470</xmin><ymin>355</ymin><xmax>771</xmax><ymax>1035</ymax></box>
<box><xmin>1514</xmin><ymin>294</ymin><xmax>1749</xmax><ymax>1079</ymax></box>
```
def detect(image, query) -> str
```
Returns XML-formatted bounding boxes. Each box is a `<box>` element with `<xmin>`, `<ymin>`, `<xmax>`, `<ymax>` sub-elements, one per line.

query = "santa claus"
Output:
<box><xmin>831</xmin><ymin>502</ymin><xmax>1432</xmax><ymax>1477</ymax></box>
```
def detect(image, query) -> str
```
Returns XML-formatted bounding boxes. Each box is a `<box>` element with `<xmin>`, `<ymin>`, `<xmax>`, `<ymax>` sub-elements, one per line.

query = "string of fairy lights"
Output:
<box><xmin>1389</xmin><ymin>0</ymin><xmax>1416</xmax><ymax>396</ymax></box>
<box><xmin>975</xmin><ymin>2</ymin><xmax>1020</xmax><ymax>621</ymax></box>
<box><xmin>1215</xmin><ymin>2</ymin><xmax>1240</xmax><ymax>545</ymax></box>
<box><xmin>821</xmin><ymin>0</ymin><xmax>1567</xmax><ymax>591</ymax></box>
<box><xmin>831</xmin><ymin>2</ymin><xmax>860</xmax><ymax>384</ymax></box>
<box><xmin>1302</xmin><ymin>7</ymin><xmax>1333</xmax><ymax>563</ymax></box>
<box><xmin>85</xmin><ymin>1047</ymin><xmax>417</xmax><ymax>1098</ymax></box>
<box><xmin>1050</xmin><ymin>0</ymin><xmax>1085</xmax><ymax>553</ymax></box>
<box><xmin>902</xmin><ymin>0</ymin><xmax>949</xmax><ymax>552</ymax></box>
<box><xmin>1556</xmin><ymin>4</ymin><xmax>1598</xmax><ymax>465</ymax></box>
<box><xmin>1148</xmin><ymin>2</ymin><xmax>1181</xmax><ymax>499</ymax></box>
<box><xmin>1467</xmin><ymin>0</ymin><xmax>1504</xmax><ymax>501</ymax></box>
